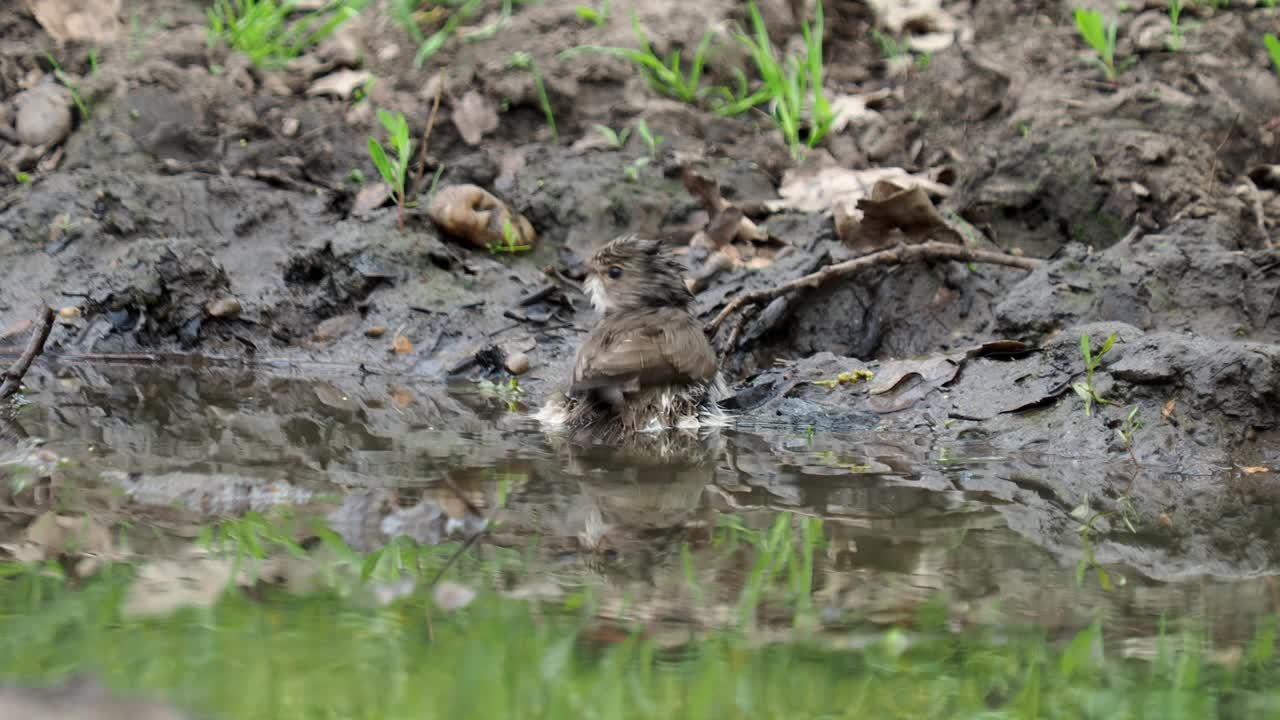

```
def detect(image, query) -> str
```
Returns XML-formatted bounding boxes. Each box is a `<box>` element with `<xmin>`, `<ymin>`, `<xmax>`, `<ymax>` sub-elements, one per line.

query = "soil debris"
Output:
<box><xmin>428</xmin><ymin>184</ymin><xmax>536</xmax><ymax>251</ymax></box>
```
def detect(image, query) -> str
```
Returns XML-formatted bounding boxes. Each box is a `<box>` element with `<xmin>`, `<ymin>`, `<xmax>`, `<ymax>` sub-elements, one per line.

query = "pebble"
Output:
<box><xmin>504</xmin><ymin>352</ymin><xmax>530</xmax><ymax>375</ymax></box>
<box><xmin>205</xmin><ymin>297</ymin><xmax>241</xmax><ymax>318</ymax></box>
<box><xmin>365</xmin><ymin>325</ymin><xmax>387</xmax><ymax>338</ymax></box>
<box><xmin>14</xmin><ymin>82</ymin><xmax>73</xmax><ymax>147</ymax></box>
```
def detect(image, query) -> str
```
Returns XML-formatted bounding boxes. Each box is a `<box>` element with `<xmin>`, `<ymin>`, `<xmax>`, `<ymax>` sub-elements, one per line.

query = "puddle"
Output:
<box><xmin>2</xmin><ymin>361</ymin><xmax>1274</xmax><ymax>646</ymax></box>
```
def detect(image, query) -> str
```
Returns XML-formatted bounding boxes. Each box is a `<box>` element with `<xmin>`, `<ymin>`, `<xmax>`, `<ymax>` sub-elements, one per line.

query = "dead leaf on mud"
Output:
<box><xmin>864</xmin><ymin>0</ymin><xmax>961</xmax><ymax>52</ymax></box>
<box><xmin>123</xmin><ymin>557</ymin><xmax>234</xmax><ymax>619</ymax></box>
<box><xmin>1241</xmin><ymin>466</ymin><xmax>1271</xmax><ymax>475</ymax></box>
<box><xmin>352</xmin><ymin>181</ymin><xmax>391</xmax><ymax>217</ymax></box>
<box><xmin>433</xmin><ymin>581</ymin><xmax>477</xmax><ymax>611</ymax></box>
<box><xmin>311</xmin><ymin>313</ymin><xmax>360</xmax><ymax>342</ymax></box>
<box><xmin>838</xmin><ymin>180</ymin><xmax>964</xmax><ymax>252</ymax></box>
<box><xmin>427</xmin><ymin>184</ymin><xmax>536</xmax><ymax>250</ymax></box>
<box><xmin>365</xmin><ymin>325</ymin><xmax>387</xmax><ymax>338</ymax></box>
<box><xmin>766</xmin><ymin>155</ymin><xmax>952</xmax><ymax>220</ymax></box>
<box><xmin>305</xmin><ymin>69</ymin><xmax>373</xmax><ymax>100</ymax></box>
<box><xmin>1162</xmin><ymin>399</ymin><xmax>1176</xmax><ymax>421</ymax></box>
<box><xmin>452</xmin><ymin>91</ymin><xmax>500</xmax><ymax>146</ymax></box>
<box><xmin>682</xmin><ymin>168</ymin><xmax>769</xmax><ymax>245</ymax></box>
<box><xmin>866</xmin><ymin>355</ymin><xmax>961</xmax><ymax>413</ymax></box>
<box><xmin>392</xmin><ymin>335</ymin><xmax>413</xmax><ymax>354</ymax></box>
<box><xmin>25</xmin><ymin>512</ymin><xmax>114</xmax><ymax>558</ymax></box>
<box><xmin>828</xmin><ymin>89</ymin><xmax>894</xmax><ymax>133</ymax></box>
<box><xmin>0</xmin><ymin>319</ymin><xmax>34</xmax><ymax>343</ymax></box>
<box><xmin>24</xmin><ymin>0</ymin><xmax>122</xmax><ymax>44</ymax></box>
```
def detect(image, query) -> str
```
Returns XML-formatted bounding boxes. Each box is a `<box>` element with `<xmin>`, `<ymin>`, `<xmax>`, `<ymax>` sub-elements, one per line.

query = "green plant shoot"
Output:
<box><xmin>1266</xmin><ymin>34</ymin><xmax>1280</xmax><ymax>75</ymax></box>
<box><xmin>1072</xmin><ymin>331</ymin><xmax>1117</xmax><ymax>416</ymax></box>
<box><xmin>1073</xmin><ymin>8</ymin><xmax>1121</xmax><ymax>82</ymax></box>
<box><xmin>367</xmin><ymin>108</ymin><xmax>413</xmax><ymax>231</ymax></box>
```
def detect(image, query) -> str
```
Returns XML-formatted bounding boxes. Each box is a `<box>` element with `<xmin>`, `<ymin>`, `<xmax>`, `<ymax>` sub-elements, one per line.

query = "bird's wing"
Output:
<box><xmin>571</xmin><ymin>317</ymin><xmax>716</xmax><ymax>394</ymax></box>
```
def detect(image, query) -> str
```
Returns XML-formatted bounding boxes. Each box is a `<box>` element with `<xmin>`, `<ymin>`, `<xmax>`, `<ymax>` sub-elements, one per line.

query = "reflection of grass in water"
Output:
<box><xmin>0</xmin><ymin>512</ymin><xmax>1276</xmax><ymax>718</ymax></box>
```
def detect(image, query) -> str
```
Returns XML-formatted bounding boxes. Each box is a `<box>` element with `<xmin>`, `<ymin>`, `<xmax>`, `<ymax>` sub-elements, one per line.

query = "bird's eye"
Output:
<box><xmin>607</xmin><ymin>266</ymin><xmax>623</xmax><ymax>279</ymax></box>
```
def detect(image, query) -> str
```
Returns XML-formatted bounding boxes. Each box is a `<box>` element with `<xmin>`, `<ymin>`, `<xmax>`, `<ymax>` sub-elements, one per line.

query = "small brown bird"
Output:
<box><xmin>536</xmin><ymin>234</ymin><xmax>729</xmax><ymax>442</ymax></box>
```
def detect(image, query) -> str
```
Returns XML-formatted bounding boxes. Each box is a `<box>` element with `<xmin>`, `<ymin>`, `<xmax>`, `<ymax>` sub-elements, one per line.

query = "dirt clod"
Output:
<box><xmin>428</xmin><ymin>184</ymin><xmax>536</xmax><ymax>251</ymax></box>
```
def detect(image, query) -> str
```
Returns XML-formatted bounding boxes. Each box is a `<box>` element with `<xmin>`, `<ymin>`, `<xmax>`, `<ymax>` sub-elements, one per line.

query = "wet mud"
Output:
<box><xmin>2</xmin><ymin>0</ymin><xmax>1280</xmax><ymax>617</ymax></box>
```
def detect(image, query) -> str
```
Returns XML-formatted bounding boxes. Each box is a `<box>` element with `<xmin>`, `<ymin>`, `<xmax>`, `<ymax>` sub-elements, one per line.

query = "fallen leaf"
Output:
<box><xmin>123</xmin><ymin>557</ymin><xmax>234</xmax><ymax>619</ymax></box>
<box><xmin>427</xmin><ymin>184</ymin><xmax>536</xmax><ymax>250</ymax></box>
<box><xmin>311</xmin><ymin>313</ymin><xmax>360</xmax><ymax>342</ymax></box>
<box><xmin>433</xmin><ymin>580</ymin><xmax>476</xmax><ymax>611</ymax></box>
<box><xmin>24</xmin><ymin>0</ymin><xmax>123</xmax><ymax>44</ymax></box>
<box><xmin>392</xmin><ymin>335</ymin><xmax>413</xmax><ymax>354</ymax></box>
<box><xmin>864</xmin><ymin>0</ymin><xmax>959</xmax><ymax>51</ymax></box>
<box><xmin>365</xmin><ymin>325</ymin><xmax>387</xmax><ymax>338</ymax></box>
<box><xmin>389</xmin><ymin>386</ymin><xmax>414</xmax><ymax>407</ymax></box>
<box><xmin>828</xmin><ymin>89</ymin><xmax>893</xmax><ymax>133</ymax></box>
<box><xmin>451</xmin><ymin>90</ymin><xmax>500</xmax><ymax>146</ymax></box>
<box><xmin>767</xmin><ymin>154</ymin><xmax>951</xmax><ymax>218</ymax></box>
<box><xmin>352</xmin><ymin>181</ymin><xmax>391</xmax><ymax>217</ymax></box>
<box><xmin>1161</xmin><ymin>399</ymin><xmax>1176</xmax><ymax>421</ymax></box>
<box><xmin>0</xmin><ymin>319</ymin><xmax>33</xmax><ymax>343</ymax></box>
<box><xmin>1241</xmin><ymin>466</ymin><xmax>1271</xmax><ymax>475</ymax></box>
<box><xmin>838</xmin><ymin>180</ymin><xmax>964</xmax><ymax>252</ymax></box>
<box><xmin>305</xmin><ymin>69</ymin><xmax>373</xmax><ymax>99</ymax></box>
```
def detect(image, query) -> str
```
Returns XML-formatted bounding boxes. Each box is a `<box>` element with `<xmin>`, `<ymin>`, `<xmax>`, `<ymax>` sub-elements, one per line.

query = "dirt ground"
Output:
<box><xmin>2</xmin><ymin>0</ymin><xmax>1280</xmax><ymax>580</ymax></box>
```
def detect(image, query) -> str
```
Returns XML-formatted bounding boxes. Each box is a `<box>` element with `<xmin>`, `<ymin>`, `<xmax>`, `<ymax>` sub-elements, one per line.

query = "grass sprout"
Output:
<box><xmin>575</xmin><ymin>0</ymin><xmax>610</xmax><ymax>26</ymax></box>
<box><xmin>487</xmin><ymin>218</ymin><xmax>533</xmax><ymax>255</ymax></box>
<box><xmin>207</xmin><ymin>0</ymin><xmax>361</xmax><ymax>68</ymax></box>
<box><xmin>1166</xmin><ymin>0</ymin><xmax>1186</xmax><ymax>51</ymax></box>
<box><xmin>569</xmin><ymin>13</ymin><xmax>716</xmax><ymax>104</ymax></box>
<box><xmin>43</xmin><ymin>53</ymin><xmax>90</xmax><ymax>120</ymax></box>
<box><xmin>727</xmin><ymin>1</ymin><xmax>833</xmax><ymax>160</ymax></box>
<box><xmin>592</xmin><ymin>124</ymin><xmax>630</xmax><ymax>148</ymax></box>
<box><xmin>1266</xmin><ymin>33</ymin><xmax>1280</xmax><ymax>74</ymax></box>
<box><xmin>507</xmin><ymin>52</ymin><xmax>558</xmax><ymax>141</ymax></box>
<box><xmin>367</xmin><ymin>108</ymin><xmax>414</xmax><ymax>231</ymax></box>
<box><xmin>1073</xmin><ymin>8</ymin><xmax>1129</xmax><ymax>82</ymax></box>
<box><xmin>1072</xmin><ymin>331</ymin><xmax>1116</xmax><ymax>417</ymax></box>
<box><xmin>635</xmin><ymin>118</ymin><xmax>662</xmax><ymax>159</ymax></box>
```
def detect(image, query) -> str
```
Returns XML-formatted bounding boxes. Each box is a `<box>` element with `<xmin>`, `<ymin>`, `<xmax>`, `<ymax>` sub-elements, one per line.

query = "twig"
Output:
<box><xmin>0</xmin><ymin>307</ymin><xmax>55</xmax><ymax>400</ymax></box>
<box><xmin>409</xmin><ymin>83</ymin><xmax>444</xmax><ymax>200</ymax></box>
<box><xmin>703</xmin><ymin>241</ymin><xmax>1042</xmax><ymax>338</ymax></box>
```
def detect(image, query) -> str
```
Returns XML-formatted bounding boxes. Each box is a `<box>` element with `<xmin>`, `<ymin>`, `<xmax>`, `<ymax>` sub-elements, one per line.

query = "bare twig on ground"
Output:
<box><xmin>0</xmin><ymin>307</ymin><xmax>55</xmax><ymax>400</ymax></box>
<box><xmin>704</xmin><ymin>241</ymin><xmax>1042</xmax><ymax>339</ymax></box>
<box><xmin>409</xmin><ymin>82</ymin><xmax>444</xmax><ymax>200</ymax></box>
<box><xmin>1240</xmin><ymin>175</ymin><xmax>1269</xmax><ymax>240</ymax></box>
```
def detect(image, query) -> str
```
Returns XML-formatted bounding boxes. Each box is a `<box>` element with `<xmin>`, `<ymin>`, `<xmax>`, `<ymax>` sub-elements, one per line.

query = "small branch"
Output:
<box><xmin>704</xmin><ymin>242</ymin><xmax>1042</xmax><ymax>338</ymax></box>
<box><xmin>409</xmin><ymin>83</ymin><xmax>444</xmax><ymax>200</ymax></box>
<box><xmin>0</xmin><ymin>307</ymin><xmax>55</xmax><ymax>400</ymax></box>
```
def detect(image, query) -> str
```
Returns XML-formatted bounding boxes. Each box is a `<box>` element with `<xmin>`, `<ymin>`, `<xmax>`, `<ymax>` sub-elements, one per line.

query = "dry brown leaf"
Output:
<box><xmin>311</xmin><ymin>313</ymin><xmax>360</xmax><ymax>342</ymax></box>
<box><xmin>828</xmin><ymin>89</ymin><xmax>893</xmax><ymax>133</ymax></box>
<box><xmin>864</xmin><ymin>0</ymin><xmax>959</xmax><ymax>51</ymax></box>
<box><xmin>24</xmin><ymin>0</ymin><xmax>122</xmax><ymax>44</ymax></box>
<box><xmin>433</xmin><ymin>581</ymin><xmax>477</xmax><ymax>611</ymax></box>
<box><xmin>1241</xmin><ymin>466</ymin><xmax>1271</xmax><ymax>475</ymax></box>
<box><xmin>305</xmin><ymin>69</ymin><xmax>373</xmax><ymax>99</ymax></box>
<box><xmin>392</xmin><ymin>335</ymin><xmax>413</xmax><ymax>354</ymax></box>
<box><xmin>768</xmin><ymin>158</ymin><xmax>951</xmax><ymax>218</ymax></box>
<box><xmin>123</xmin><ymin>557</ymin><xmax>234</xmax><ymax>619</ymax></box>
<box><xmin>427</xmin><ymin>184</ymin><xmax>536</xmax><ymax>250</ymax></box>
<box><xmin>352</xmin><ymin>181</ymin><xmax>390</xmax><ymax>217</ymax></box>
<box><xmin>365</xmin><ymin>325</ymin><xmax>387</xmax><ymax>338</ymax></box>
<box><xmin>838</xmin><ymin>180</ymin><xmax>964</xmax><ymax>252</ymax></box>
<box><xmin>390</xmin><ymin>387</ymin><xmax>414</xmax><ymax>408</ymax></box>
<box><xmin>1161</xmin><ymin>399</ymin><xmax>1176</xmax><ymax>421</ymax></box>
<box><xmin>452</xmin><ymin>90</ymin><xmax>500</xmax><ymax>146</ymax></box>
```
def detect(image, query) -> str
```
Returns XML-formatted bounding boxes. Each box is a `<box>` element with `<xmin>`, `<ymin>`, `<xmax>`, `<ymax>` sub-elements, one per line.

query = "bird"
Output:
<box><xmin>535</xmin><ymin>234</ymin><xmax>730</xmax><ymax>443</ymax></box>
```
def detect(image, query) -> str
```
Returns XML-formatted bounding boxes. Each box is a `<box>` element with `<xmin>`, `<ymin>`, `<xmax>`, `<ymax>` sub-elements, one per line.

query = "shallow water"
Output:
<box><xmin>2</xmin><ymin>362</ymin><xmax>1279</xmax><ymax>718</ymax></box>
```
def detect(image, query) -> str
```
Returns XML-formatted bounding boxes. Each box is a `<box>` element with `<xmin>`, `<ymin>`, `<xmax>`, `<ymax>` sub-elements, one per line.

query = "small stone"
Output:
<box><xmin>57</xmin><ymin>306</ymin><xmax>81</xmax><ymax>320</ymax></box>
<box><xmin>206</xmin><ymin>297</ymin><xmax>241</xmax><ymax>318</ymax></box>
<box><xmin>365</xmin><ymin>325</ymin><xmax>387</xmax><ymax>338</ymax></box>
<box><xmin>504</xmin><ymin>352</ymin><xmax>530</xmax><ymax>375</ymax></box>
<box><xmin>14</xmin><ymin>82</ymin><xmax>73</xmax><ymax>147</ymax></box>
<box><xmin>281</xmin><ymin>117</ymin><xmax>300</xmax><ymax>137</ymax></box>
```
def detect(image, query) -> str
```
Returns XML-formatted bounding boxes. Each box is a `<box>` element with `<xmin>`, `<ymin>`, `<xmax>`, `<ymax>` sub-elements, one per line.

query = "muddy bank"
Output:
<box><xmin>2</xmin><ymin>0</ymin><xmax>1280</xmax><ymax>591</ymax></box>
